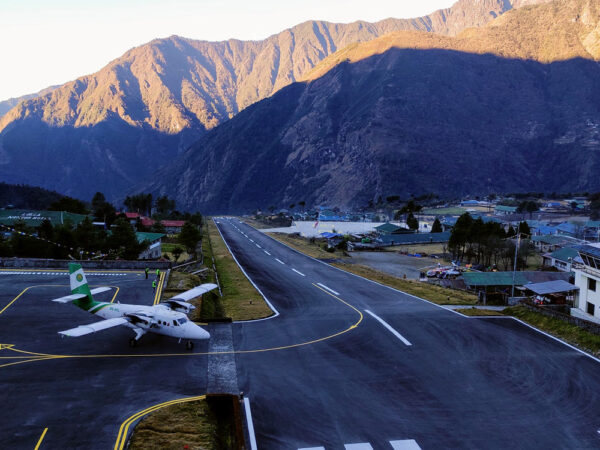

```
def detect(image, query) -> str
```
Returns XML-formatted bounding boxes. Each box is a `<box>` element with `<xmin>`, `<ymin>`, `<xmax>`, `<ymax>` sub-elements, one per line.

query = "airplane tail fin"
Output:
<box><xmin>68</xmin><ymin>263</ymin><xmax>93</xmax><ymax>307</ymax></box>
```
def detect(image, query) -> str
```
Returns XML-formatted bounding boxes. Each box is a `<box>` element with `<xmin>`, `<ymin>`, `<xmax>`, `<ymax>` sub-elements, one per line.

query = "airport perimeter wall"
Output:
<box><xmin>0</xmin><ymin>258</ymin><xmax>171</xmax><ymax>270</ymax></box>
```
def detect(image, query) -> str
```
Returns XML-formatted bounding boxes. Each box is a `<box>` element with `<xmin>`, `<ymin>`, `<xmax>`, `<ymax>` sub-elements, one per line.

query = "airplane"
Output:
<box><xmin>52</xmin><ymin>263</ymin><xmax>217</xmax><ymax>350</ymax></box>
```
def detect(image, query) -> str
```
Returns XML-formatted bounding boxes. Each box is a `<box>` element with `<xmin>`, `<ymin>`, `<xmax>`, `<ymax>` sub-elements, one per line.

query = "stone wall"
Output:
<box><xmin>521</xmin><ymin>301</ymin><xmax>600</xmax><ymax>336</ymax></box>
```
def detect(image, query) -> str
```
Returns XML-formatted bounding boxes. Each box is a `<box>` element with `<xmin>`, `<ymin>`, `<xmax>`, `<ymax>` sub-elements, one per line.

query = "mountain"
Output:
<box><xmin>138</xmin><ymin>0</ymin><xmax>600</xmax><ymax>213</ymax></box>
<box><xmin>0</xmin><ymin>0</ymin><xmax>548</xmax><ymax>200</ymax></box>
<box><xmin>0</xmin><ymin>86</ymin><xmax>59</xmax><ymax>118</ymax></box>
<box><xmin>0</xmin><ymin>182</ymin><xmax>67</xmax><ymax>210</ymax></box>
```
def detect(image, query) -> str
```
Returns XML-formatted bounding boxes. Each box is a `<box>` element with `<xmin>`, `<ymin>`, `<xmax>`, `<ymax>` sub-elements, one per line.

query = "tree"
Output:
<box><xmin>289</xmin><ymin>203</ymin><xmax>295</xmax><ymax>211</ymax></box>
<box><xmin>407</xmin><ymin>212</ymin><xmax>419</xmax><ymax>231</ymax></box>
<box><xmin>106</xmin><ymin>218</ymin><xmax>146</xmax><ymax>260</ymax></box>
<box><xmin>431</xmin><ymin>218</ymin><xmax>443</xmax><ymax>233</ymax></box>
<box><xmin>155</xmin><ymin>195</ymin><xmax>176</xmax><ymax>217</ymax></box>
<box><xmin>298</xmin><ymin>201</ymin><xmax>306</xmax><ymax>211</ymax></box>
<box><xmin>91</xmin><ymin>192</ymin><xmax>117</xmax><ymax>226</ymax></box>
<box><xmin>518</xmin><ymin>221</ymin><xmax>531</xmax><ymax>237</ymax></box>
<box><xmin>124</xmin><ymin>194</ymin><xmax>153</xmax><ymax>216</ymax></box>
<box><xmin>178</xmin><ymin>222</ymin><xmax>201</xmax><ymax>255</ymax></box>
<box><xmin>48</xmin><ymin>196</ymin><xmax>89</xmax><ymax>214</ymax></box>
<box><xmin>150</xmin><ymin>221</ymin><xmax>166</xmax><ymax>234</ymax></box>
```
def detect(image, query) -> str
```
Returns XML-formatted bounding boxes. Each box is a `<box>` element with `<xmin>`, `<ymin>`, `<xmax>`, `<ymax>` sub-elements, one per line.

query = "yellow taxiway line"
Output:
<box><xmin>34</xmin><ymin>427</ymin><xmax>48</xmax><ymax>450</ymax></box>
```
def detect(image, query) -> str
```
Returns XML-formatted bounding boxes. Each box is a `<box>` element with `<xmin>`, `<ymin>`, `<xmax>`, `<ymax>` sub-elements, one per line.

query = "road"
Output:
<box><xmin>215</xmin><ymin>218</ymin><xmax>600</xmax><ymax>449</ymax></box>
<box><xmin>0</xmin><ymin>269</ymin><xmax>209</xmax><ymax>449</ymax></box>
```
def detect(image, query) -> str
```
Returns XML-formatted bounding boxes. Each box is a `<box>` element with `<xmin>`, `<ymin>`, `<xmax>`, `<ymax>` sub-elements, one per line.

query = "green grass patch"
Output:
<box><xmin>163</xmin><ymin>271</ymin><xmax>206</xmax><ymax>322</ymax></box>
<box><xmin>503</xmin><ymin>306</ymin><xmax>600</xmax><ymax>356</ymax></box>
<box><xmin>267</xmin><ymin>232</ymin><xmax>348</xmax><ymax>260</ymax></box>
<box><xmin>331</xmin><ymin>262</ymin><xmax>477</xmax><ymax>305</ymax></box>
<box><xmin>162</xmin><ymin>243</ymin><xmax>185</xmax><ymax>252</ymax></box>
<box><xmin>456</xmin><ymin>307</ymin><xmax>505</xmax><ymax>316</ymax></box>
<box><xmin>207</xmin><ymin>220</ymin><xmax>272</xmax><ymax>320</ymax></box>
<box><xmin>421</xmin><ymin>207</ymin><xmax>467</xmax><ymax>216</ymax></box>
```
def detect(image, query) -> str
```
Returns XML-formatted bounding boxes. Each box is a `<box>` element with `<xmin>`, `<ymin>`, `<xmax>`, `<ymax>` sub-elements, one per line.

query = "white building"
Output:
<box><xmin>573</xmin><ymin>244</ymin><xmax>600</xmax><ymax>320</ymax></box>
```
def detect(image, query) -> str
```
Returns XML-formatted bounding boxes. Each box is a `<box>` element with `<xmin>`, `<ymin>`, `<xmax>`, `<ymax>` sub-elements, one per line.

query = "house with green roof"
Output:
<box><xmin>374</xmin><ymin>222</ymin><xmax>412</xmax><ymax>235</ymax></box>
<box><xmin>136</xmin><ymin>232</ymin><xmax>165</xmax><ymax>259</ymax></box>
<box><xmin>542</xmin><ymin>247</ymin><xmax>581</xmax><ymax>272</ymax></box>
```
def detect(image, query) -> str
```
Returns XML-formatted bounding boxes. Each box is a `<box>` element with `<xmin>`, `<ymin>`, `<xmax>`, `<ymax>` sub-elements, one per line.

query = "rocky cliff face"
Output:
<box><xmin>137</xmin><ymin>0</ymin><xmax>600</xmax><ymax>213</ymax></box>
<box><xmin>0</xmin><ymin>0</ymin><xmax>546</xmax><ymax>200</ymax></box>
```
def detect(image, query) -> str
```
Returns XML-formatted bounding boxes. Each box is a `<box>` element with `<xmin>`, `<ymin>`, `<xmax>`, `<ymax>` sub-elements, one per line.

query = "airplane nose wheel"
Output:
<box><xmin>129</xmin><ymin>338</ymin><xmax>137</xmax><ymax>348</ymax></box>
<box><xmin>186</xmin><ymin>341</ymin><xmax>194</xmax><ymax>351</ymax></box>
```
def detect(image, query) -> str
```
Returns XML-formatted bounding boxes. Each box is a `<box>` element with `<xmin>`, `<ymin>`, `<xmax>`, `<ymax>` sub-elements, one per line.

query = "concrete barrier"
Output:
<box><xmin>0</xmin><ymin>257</ymin><xmax>171</xmax><ymax>270</ymax></box>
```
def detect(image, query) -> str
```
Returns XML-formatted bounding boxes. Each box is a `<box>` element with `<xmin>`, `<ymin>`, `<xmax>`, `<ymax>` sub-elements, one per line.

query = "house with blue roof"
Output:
<box><xmin>542</xmin><ymin>247</ymin><xmax>581</xmax><ymax>272</ymax></box>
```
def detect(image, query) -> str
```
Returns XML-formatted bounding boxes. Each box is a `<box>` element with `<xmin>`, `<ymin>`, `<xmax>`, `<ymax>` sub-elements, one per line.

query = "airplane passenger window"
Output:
<box><xmin>173</xmin><ymin>320</ymin><xmax>178</xmax><ymax>326</ymax></box>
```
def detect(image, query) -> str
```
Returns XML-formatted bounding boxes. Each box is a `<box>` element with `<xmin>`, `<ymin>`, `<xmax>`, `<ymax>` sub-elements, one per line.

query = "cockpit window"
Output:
<box><xmin>177</xmin><ymin>318</ymin><xmax>188</xmax><ymax>325</ymax></box>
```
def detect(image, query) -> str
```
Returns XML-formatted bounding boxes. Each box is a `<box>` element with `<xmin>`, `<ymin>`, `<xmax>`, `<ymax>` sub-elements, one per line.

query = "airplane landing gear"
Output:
<box><xmin>186</xmin><ymin>341</ymin><xmax>194</xmax><ymax>351</ymax></box>
<box><xmin>129</xmin><ymin>338</ymin><xmax>137</xmax><ymax>348</ymax></box>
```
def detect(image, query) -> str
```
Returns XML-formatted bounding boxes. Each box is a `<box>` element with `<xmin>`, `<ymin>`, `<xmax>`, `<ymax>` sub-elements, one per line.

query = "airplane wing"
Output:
<box><xmin>169</xmin><ymin>284</ymin><xmax>218</xmax><ymax>302</ymax></box>
<box><xmin>58</xmin><ymin>317</ymin><xmax>130</xmax><ymax>337</ymax></box>
<box><xmin>52</xmin><ymin>293</ymin><xmax>88</xmax><ymax>303</ymax></box>
<box><xmin>53</xmin><ymin>287</ymin><xmax>113</xmax><ymax>303</ymax></box>
<box><xmin>90</xmin><ymin>287</ymin><xmax>113</xmax><ymax>295</ymax></box>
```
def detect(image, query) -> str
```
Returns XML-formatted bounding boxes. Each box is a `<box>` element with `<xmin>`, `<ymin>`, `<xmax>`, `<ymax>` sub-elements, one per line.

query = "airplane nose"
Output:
<box><xmin>188</xmin><ymin>323</ymin><xmax>210</xmax><ymax>340</ymax></box>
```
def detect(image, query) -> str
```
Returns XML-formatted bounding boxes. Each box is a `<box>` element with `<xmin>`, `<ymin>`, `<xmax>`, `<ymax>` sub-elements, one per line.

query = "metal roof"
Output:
<box><xmin>548</xmin><ymin>247</ymin><xmax>579</xmax><ymax>262</ymax></box>
<box><xmin>462</xmin><ymin>271</ymin><xmax>572</xmax><ymax>287</ymax></box>
<box><xmin>136</xmin><ymin>232</ymin><xmax>165</xmax><ymax>244</ymax></box>
<box><xmin>524</xmin><ymin>280</ymin><xmax>579</xmax><ymax>295</ymax></box>
<box><xmin>577</xmin><ymin>244</ymin><xmax>600</xmax><ymax>259</ymax></box>
<box><xmin>375</xmin><ymin>222</ymin><xmax>405</xmax><ymax>233</ymax></box>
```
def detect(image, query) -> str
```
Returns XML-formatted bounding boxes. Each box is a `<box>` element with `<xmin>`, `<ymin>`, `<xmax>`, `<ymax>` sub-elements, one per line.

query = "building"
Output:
<box><xmin>542</xmin><ymin>247</ymin><xmax>581</xmax><ymax>272</ymax></box>
<box><xmin>573</xmin><ymin>244</ymin><xmax>600</xmax><ymax>320</ymax></box>
<box><xmin>374</xmin><ymin>222</ymin><xmax>411</xmax><ymax>235</ymax></box>
<box><xmin>494</xmin><ymin>205</ymin><xmax>517</xmax><ymax>215</ymax></box>
<box><xmin>136</xmin><ymin>232</ymin><xmax>165</xmax><ymax>259</ymax></box>
<box><xmin>161</xmin><ymin>220</ymin><xmax>186</xmax><ymax>234</ymax></box>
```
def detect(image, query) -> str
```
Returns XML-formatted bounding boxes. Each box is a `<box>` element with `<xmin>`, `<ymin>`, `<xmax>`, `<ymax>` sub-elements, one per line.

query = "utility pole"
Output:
<box><xmin>511</xmin><ymin>223</ymin><xmax>521</xmax><ymax>298</ymax></box>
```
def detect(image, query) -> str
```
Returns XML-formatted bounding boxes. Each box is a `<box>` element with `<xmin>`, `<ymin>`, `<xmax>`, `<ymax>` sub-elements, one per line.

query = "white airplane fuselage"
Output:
<box><xmin>93</xmin><ymin>302</ymin><xmax>209</xmax><ymax>340</ymax></box>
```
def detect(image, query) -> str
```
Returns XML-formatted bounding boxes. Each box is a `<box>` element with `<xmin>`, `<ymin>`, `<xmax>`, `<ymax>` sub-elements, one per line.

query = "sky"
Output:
<box><xmin>0</xmin><ymin>0</ymin><xmax>455</xmax><ymax>101</ymax></box>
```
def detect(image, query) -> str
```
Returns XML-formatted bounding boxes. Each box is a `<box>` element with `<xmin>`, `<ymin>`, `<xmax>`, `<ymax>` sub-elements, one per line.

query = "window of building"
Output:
<box><xmin>589</xmin><ymin>278</ymin><xmax>597</xmax><ymax>292</ymax></box>
<box><xmin>587</xmin><ymin>302</ymin><xmax>595</xmax><ymax>316</ymax></box>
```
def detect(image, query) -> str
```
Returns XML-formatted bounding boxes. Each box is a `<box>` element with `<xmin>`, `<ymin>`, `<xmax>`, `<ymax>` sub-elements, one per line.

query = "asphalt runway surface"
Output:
<box><xmin>0</xmin><ymin>270</ymin><xmax>209</xmax><ymax>449</ymax></box>
<box><xmin>214</xmin><ymin>218</ymin><xmax>600</xmax><ymax>450</ymax></box>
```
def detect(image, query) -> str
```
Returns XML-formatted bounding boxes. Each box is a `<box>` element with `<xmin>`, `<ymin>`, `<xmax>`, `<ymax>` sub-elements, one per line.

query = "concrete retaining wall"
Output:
<box><xmin>0</xmin><ymin>258</ymin><xmax>171</xmax><ymax>270</ymax></box>
<box><xmin>521</xmin><ymin>301</ymin><xmax>600</xmax><ymax>336</ymax></box>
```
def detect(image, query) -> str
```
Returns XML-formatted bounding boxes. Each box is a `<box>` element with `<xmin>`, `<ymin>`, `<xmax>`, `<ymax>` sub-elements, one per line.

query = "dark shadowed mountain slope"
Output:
<box><xmin>0</xmin><ymin>0</ymin><xmax>547</xmax><ymax>200</ymax></box>
<box><xmin>138</xmin><ymin>0</ymin><xmax>600</xmax><ymax>213</ymax></box>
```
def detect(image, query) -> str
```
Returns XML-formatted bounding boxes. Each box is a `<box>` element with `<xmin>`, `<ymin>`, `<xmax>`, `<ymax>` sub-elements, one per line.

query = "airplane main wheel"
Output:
<box><xmin>186</xmin><ymin>341</ymin><xmax>194</xmax><ymax>351</ymax></box>
<box><xmin>129</xmin><ymin>338</ymin><xmax>137</xmax><ymax>348</ymax></box>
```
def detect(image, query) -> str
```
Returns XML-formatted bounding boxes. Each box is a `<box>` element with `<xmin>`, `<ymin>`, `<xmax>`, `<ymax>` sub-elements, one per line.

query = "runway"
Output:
<box><xmin>2</xmin><ymin>219</ymin><xmax>600</xmax><ymax>449</ymax></box>
<box><xmin>214</xmin><ymin>218</ymin><xmax>600</xmax><ymax>449</ymax></box>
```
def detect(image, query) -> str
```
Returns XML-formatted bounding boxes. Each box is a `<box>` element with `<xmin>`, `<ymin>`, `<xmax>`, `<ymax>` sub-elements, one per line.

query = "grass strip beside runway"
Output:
<box><xmin>206</xmin><ymin>220</ymin><xmax>272</xmax><ymax>320</ymax></box>
<box><xmin>503</xmin><ymin>306</ymin><xmax>600</xmax><ymax>356</ymax></box>
<box><xmin>332</xmin><ymin>262</ymin><xmax>477</xmax><ymax>305</ymax></box>
<box><xmin>267</xmin><ymin>232</ymin><xmax>348</xmax><ymax>260</ymax></box>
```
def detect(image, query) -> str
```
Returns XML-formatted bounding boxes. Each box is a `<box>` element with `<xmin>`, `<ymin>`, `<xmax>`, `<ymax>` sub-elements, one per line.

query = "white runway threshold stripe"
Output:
<box><xmin>244</xmin><ymin>397</ymin><xmax>258</xmax><ymax>450</ymax></box>
<box><xmin>345</xmin><ymin>444</ymin><xmax>373</xmax><ymax>450</ymax></box>
<box><xmin>390</xmin><ymin>440</ymin><xmax>422</xmax><ymax>450</ymax></box>
<box><xmin>365</xmin><ymin>310</ymin><xmax>412</xmax><ymax>346</ymax></box>
<box><xmin>316</xmin><ymin>282</ymin><xmax>340</xmax><ymax>296</ymax></box>
<box><xmin>292</xmin><ymin>268</ymin><xmax>306</xmax><ymax>277</ymax></box>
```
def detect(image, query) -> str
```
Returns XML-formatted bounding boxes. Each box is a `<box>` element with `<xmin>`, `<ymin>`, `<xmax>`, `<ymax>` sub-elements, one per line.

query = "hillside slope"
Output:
<box><xmin>139</xmin><ymin>0</ymin><xmax>600</xmax><ymax>213</ymax></box>
<box><xmin>0</xmin><ymin>0</ymin><xmax>547</xmax><ymax>200</ymax></box>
